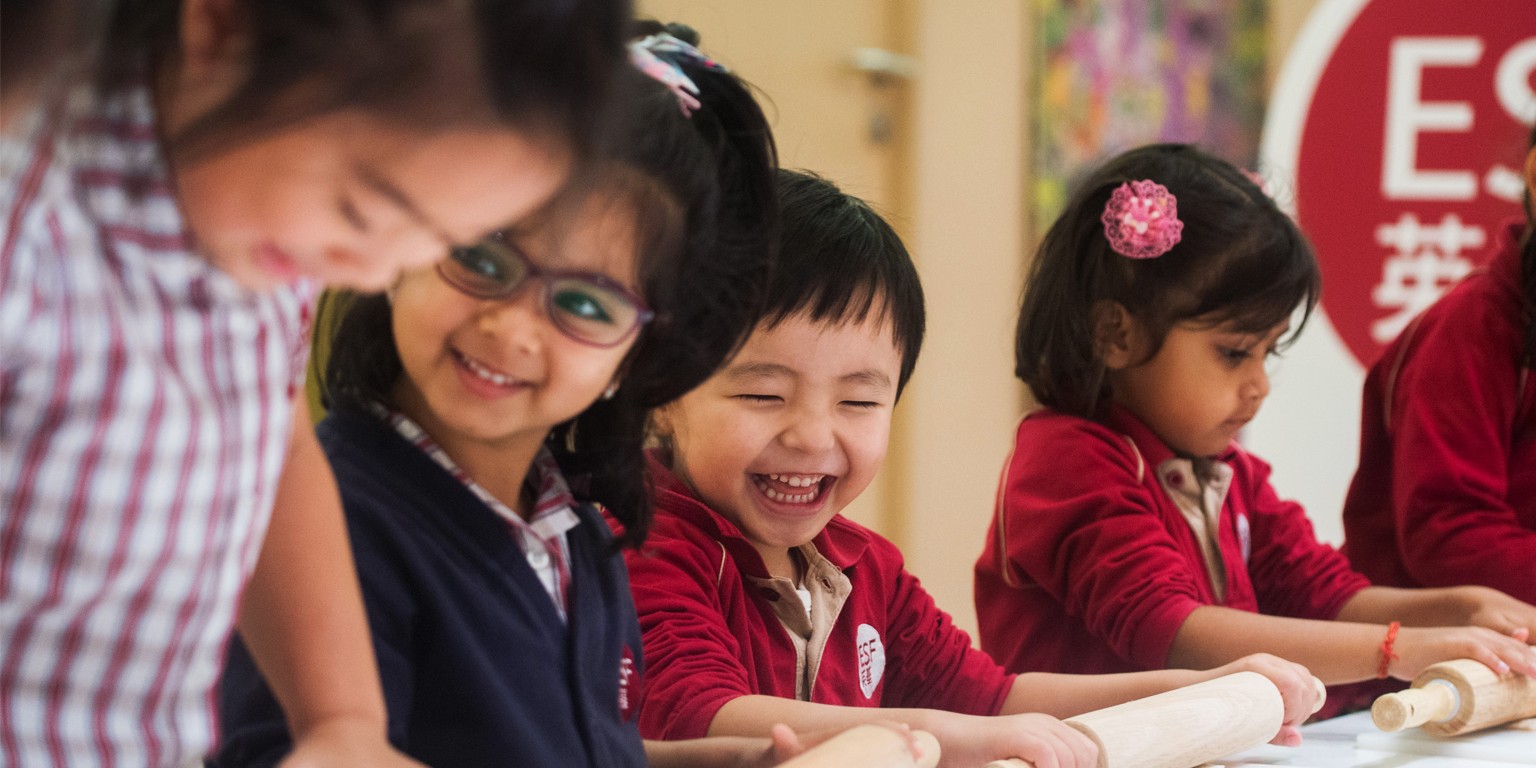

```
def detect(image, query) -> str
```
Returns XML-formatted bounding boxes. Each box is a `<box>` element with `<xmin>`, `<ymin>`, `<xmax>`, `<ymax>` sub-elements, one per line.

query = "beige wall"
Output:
<box><xmin>893</xmin><ymin>0</ymin><xmax>1029</xmax><ymax>636</ymax></box>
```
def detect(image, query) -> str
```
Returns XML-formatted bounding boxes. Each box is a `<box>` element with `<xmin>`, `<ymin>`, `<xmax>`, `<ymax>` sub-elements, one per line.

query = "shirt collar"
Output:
<box><xmin>373</xmin><ymin>403</ymin><xmax>580</xmax><ymax>539</ymax></box>
<box><xmin>1100</xmin><ymin>403</ymin><xmax>1240</xmax><ymax>468</ymax></box>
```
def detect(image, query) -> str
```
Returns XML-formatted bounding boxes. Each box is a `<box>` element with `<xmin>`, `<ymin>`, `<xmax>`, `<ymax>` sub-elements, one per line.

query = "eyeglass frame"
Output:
<box><xmin>434</xmin><ymin>234</ymin><xmax>655</xmax><ymax>348</ymax></box>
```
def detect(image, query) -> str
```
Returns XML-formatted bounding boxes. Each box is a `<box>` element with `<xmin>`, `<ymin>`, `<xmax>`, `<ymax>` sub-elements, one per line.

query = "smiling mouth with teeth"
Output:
<box><xmin>751</xmin><ymin>473</ymin><xmax>830</xmax><ymax>505</ymax></box>
<box><xmin>455</xmin><ymin>349</ymin><xmax>522</xmax><ymax>388</ymax></box>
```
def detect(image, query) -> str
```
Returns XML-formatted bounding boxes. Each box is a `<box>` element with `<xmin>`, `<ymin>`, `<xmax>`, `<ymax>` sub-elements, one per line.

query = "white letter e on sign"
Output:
<box><xmin>1382</xmin><ymin>36</ymin><xmax>1481</xmax><ymax>201</ymax></box>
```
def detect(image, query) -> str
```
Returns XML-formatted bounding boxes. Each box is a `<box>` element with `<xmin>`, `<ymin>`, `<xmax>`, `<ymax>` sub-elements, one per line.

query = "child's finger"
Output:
<box><xmin>1247</xmin><ymin>656</ymin><xmax>1316</xmax><ymax>726</ymax></box>
<box><xmin>1268</xmin><ymin>724</ymin><xmax>1303</xmax><ymax>747</ymax></box>
<box><xmin>769</xmin><ymin>723</ymin><xmax>806</xmax><ymax>760</ymax></box>
<box><xmin>1064</xmin><ymin>727</ymin><xmax>1098</xmax><ymax>768</ymax></box>
<box><xmin>1464</xmin><ymin>643</ymin><xmax>1511</xmax><ymax>677</ymax></box>
<box><xmin>1036</xmin><ymin>722</ymin><xmax>1097</xmax><ymax>768</ymax></box>
<box><xmin>1281</xmin><ymin>679</ymin><xmax>1319</xmax><ymax>728</ymax></box>
<box><xmin>1503</xmin><ymin>643</ymin><xmax>1536</xmax><ymax>678</ymax></box>
<box><xmin>1480</xmin><ymin>632</ymin><xmax>1536</xmax><ymax>678</ymax></box>
<box><xmin>1462</xmin><ymin>632</ymin><xmax>1532</xmax><ymax>678</ymax></box>
<box><xmin>1008</xmin><ymin>731</ymin><xmax>1068</xmax><ymax>768</ymax></box>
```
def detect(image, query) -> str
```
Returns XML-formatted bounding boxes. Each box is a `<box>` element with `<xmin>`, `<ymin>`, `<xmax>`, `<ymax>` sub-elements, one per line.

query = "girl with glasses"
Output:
<box><xmin>208</xmin><ymin>25</ymin><xmax>870</xmax><ymax>768</ymax></box>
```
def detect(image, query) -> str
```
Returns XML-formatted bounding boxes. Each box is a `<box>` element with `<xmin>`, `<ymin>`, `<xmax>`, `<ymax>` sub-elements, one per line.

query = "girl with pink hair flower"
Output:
<box><xmin>975</xmin><ymin>143</ymin><xmax>1536</xmax><ymax>718</ymax></box>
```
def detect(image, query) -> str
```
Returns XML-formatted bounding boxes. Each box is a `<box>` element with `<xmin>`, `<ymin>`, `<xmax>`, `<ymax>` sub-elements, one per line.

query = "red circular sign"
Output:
<box><xmin>1293</xmin><ymin>0</ymin><xmax>1533</xmax><ymax>367</ymax></box>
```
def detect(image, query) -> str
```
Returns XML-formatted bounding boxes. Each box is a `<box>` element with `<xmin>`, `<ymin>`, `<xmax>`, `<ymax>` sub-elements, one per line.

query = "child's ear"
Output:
<box><xmin>177</xmin><ymin>0</ymin><xmax>249</xmax><ymax>82</ymax></box>
<box><xmin>650</xmin><ymin>405</ymin><xmax>674</xmax><ymax>437</ymax></box>
<box><xmin>1092</xmin><ymin>300</ymin><xmax>1140</xmax><ymax>370</ymax></box>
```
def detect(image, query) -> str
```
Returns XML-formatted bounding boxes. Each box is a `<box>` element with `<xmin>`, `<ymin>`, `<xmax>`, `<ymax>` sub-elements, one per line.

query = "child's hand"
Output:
<box><xmin>1453</xmin><ymin>585</ymin><xmax>1536</xmax><ymax>639</ymax></box>
<box><xmin>935</xmin><ymin>712</ymin><xmax>1096</xmax><ymax>768</ymax></box>
<box><xmin>278</xmin><ymin>718</ymin><xmax>423</xmax><ymax>768</ymax></box>
<box><xmin>1393</xmin><ymin>625</ymin><xmax>1536</xmax><ymax>681</ymax></box>
<box><xmin>765</xmin><ymin>722</ymin><xmax>927</xmax><ymax>765</ymax></box>
<box><xmin>1213</xmin><ymin>653</ymin><xmax>1318</xmax><ymax>746</ymax></box>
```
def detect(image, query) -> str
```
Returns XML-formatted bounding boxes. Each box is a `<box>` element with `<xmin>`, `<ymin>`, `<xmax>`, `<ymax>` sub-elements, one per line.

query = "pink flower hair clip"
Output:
<box><xmin>629</xmin><ymin>41</ymin><xmax>702</xmax><ymax>116</ymax></box>
<box><xmin>1101</xmin><ymin>179</ymin><xmax>1184</xmax><ymax>260</ymax></box>
<box><xmin>629</xmin><ymin>32</ymin><xmax>727</xmax><ymax>117</ymax></box>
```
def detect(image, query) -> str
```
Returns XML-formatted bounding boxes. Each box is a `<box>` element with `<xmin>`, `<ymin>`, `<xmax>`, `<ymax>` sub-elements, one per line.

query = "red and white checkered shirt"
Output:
<box><xmin>1</xmin><ymin>79</ymin><xmax>314</xmax><ymax>766</ymax></box>
<box><xmin>376</xmin><ymin>407</ymin><xmax>581</xmax><ymax>620</ymax></box>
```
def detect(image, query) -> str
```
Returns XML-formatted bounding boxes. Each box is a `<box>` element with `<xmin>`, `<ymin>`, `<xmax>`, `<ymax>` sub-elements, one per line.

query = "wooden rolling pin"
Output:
<box><xmin>777</xmin><ymin>724</ymin><xmax>941</xmax><ymax>768</ymax></box>
<box><xmin>1372</xmin><ymin>656</ymin><xmax>1536</xmax><ymax>737</ymax></box>
<box><xmin>984</xmin><ymin>671</ymin><xmax>1326</xmax><ymax>768</ymax></box>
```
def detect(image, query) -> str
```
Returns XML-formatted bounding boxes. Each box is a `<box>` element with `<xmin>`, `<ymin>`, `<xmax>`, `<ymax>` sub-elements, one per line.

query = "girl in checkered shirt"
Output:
<box><xmin>1</xmin><ymin>0</ymin><xmax>631</xmax><ymax>765</ymax></box>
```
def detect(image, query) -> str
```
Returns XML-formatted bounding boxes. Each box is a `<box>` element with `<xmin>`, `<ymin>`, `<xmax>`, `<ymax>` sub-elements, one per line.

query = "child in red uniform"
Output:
<box><xmin>624</xmin><ymin>169</ymin><xmax>1320</xmax><ymax>768</ymax></box>
<box><xmin>1342</xmin><ymin>128</ymin><xmax>1536</xmax><ymax>605</ymax></box>
<box><xmin>974</xmin><ymin>144</ymin><xmax>1536</xmax><ymax>717</ymax></box>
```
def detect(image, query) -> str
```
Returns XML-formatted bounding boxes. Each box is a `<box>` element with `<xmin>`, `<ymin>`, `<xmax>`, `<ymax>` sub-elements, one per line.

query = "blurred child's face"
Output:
<box><xmin>1109</xmin><ymin>318</ymin><xmax>1287</xmax><ymax>458</ymax></box>
<box><xmin>163</xmin><ymin>0</ymin><xmax>572</xmax><ymax>292</ymax></box>
<box><xmin>388</xmin><ymin>193</ymin><xmax>641</xmax><ymax>458</ymax></box>
<box><xmin>656</xmin><ymin>312</ymin><xmax>903</xmax><ymax>577</ymax></box>
<box><xmin>173</xmin><ymin>113</ymin><xmax>569</xmax><ymax>292</ymax></box>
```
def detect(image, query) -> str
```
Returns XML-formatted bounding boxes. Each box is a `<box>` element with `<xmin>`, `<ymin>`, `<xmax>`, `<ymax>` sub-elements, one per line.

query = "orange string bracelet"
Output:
<box><xmin>1377</xmin><ymin>621</ymin><xmax>1401</xmax><ymax>679</ymax></box>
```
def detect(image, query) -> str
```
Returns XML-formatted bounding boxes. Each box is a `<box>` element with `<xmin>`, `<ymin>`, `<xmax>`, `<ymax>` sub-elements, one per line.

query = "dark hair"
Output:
<box><xmin>320</xmin><ymin>22</ymin><xmax>778</xmax><ymax>549</ymax></box>
<box><xmin>759</xmin><ymin>169</ymin><xmax>926</xmax><ymax>394</ymax></box>
<box><xmin>98</xmin><ymin>0</ymin><xmax>632</xmax><ymax>159</ymax></box>
<box><xmin>1522</xmin><ymin>124</ymin><xmax>1535</xmax><ymax>364</ymax></box>
<box><xmin>1016</xmin><ymin>143</ymin><xmax>1320</xmax><ymax>419</ymax></box>
<box><xmin>2</xmin><ymin>1</ymin><xmax>110</xmax><ymax>91</ymax></box>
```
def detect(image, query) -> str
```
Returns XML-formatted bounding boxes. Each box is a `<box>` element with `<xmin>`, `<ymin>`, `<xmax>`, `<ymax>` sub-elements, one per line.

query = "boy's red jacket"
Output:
<box><xmin>620</xmin><ymin>456</ymin><xmax>1014</xmax><ymax>739</ymax></box>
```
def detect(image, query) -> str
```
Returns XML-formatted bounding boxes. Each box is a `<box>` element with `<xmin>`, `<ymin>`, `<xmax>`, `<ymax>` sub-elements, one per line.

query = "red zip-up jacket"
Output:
<box><xmin>1342</xmin><ymin>222</ymin><xmax>1536</xmax><ymax>603</ymax></box>
<box><xmin>623</xmin><ymin>458</ymin><xmax>1014</xmax><ymax>740</ymax></box>
<box><xmin>975</xmin><ymin>406</ymin><xmax>1369</xmax><ymax>678</ymax></box>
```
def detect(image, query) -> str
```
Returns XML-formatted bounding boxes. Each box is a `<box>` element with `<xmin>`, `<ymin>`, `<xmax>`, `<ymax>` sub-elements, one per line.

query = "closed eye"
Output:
<box><xmin>337</xmin><ymin>192</ymin><xmax>369</xmax><ymax>232</ymax></box>
<box><xmin>734</xmin><ymin>394</ymin><xmax>782</xmax><ymax>403</ymax></box>
<box><xmin>842</xmin><ymin>400</ymin><xmax>882</xmax><ymax>409</ymax></box>
<box><xmin>1218</xmin><ymin>347</ymin><xmax>1252</xmax><ymax>365</ymax></box>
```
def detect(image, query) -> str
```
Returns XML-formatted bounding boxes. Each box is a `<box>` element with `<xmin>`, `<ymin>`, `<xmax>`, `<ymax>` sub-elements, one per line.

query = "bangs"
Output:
<box><xmin>1184</xmin><ymin>212</ymin><xmax>1320</xmax><ymax>348</ymax></box>
<box><xmin>516</xmin><ymin>162</ymin><xmax>684</xmax><ymax>292</ymax></box>
<box><xmin>758</xmin><ymin>169</ymin><xmax>926</xmax><ymax>392</ymax></box>
<box><xmin>761</xmin><ymin>278</ymin><xmax>892</xmax><ymax>335</ymax></box>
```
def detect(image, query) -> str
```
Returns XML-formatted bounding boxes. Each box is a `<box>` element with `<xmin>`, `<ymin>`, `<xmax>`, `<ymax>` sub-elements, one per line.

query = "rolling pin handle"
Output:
<box><xmin>1371</xmin><ymin>679</ymin><xmax>1460</xmax><ymax>732</ymax></box>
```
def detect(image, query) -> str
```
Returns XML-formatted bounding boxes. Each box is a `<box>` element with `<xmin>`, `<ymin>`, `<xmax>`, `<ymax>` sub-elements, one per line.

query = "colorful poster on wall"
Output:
<box><xmin>1247</xmin><ymin>0</ymin><xmax>1533</xmax><ymax>541</ymax></box>
<box><xmin>1032</xmin><ymin>0</ymin><xmax>1269</xmax><ymax>233</ymax></box>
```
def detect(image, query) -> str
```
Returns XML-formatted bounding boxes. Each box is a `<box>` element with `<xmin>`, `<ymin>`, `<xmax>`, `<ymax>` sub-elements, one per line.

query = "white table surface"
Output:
<box><xmin>1211</xmin><ymin>712</ymin><xmax>1535</xmax><ymax>768</ymax></box>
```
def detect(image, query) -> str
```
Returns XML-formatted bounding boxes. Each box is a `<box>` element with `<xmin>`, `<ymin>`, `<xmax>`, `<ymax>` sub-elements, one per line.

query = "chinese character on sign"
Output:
<box><xmin>1370</xmin><ymin>212</ymin><xmax>1484</xmax><ymax>343</ymax></box>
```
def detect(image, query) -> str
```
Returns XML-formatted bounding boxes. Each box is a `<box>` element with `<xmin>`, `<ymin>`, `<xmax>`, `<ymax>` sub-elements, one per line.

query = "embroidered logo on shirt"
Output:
<box><xmin>1236</xmin><ymin>513</ymin><xmax>1252</xmax><ymax>564</ymax></box>
<box><xmin>618</xmin><ymin>646</ymin><xmax>637</xmax><ymax>721</ymax></box>
<box><xmin>856</xmin><ymin>623</ymin><xmax>885</xmax><ymax>699</ymax></box>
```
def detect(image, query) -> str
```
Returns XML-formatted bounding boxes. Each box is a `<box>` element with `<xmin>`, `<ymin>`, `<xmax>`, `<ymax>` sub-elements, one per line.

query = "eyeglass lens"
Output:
<box><xmin>440</xmin><ymin>239</ymin><xmax>644</xmax><ymax>346</ymax></box>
